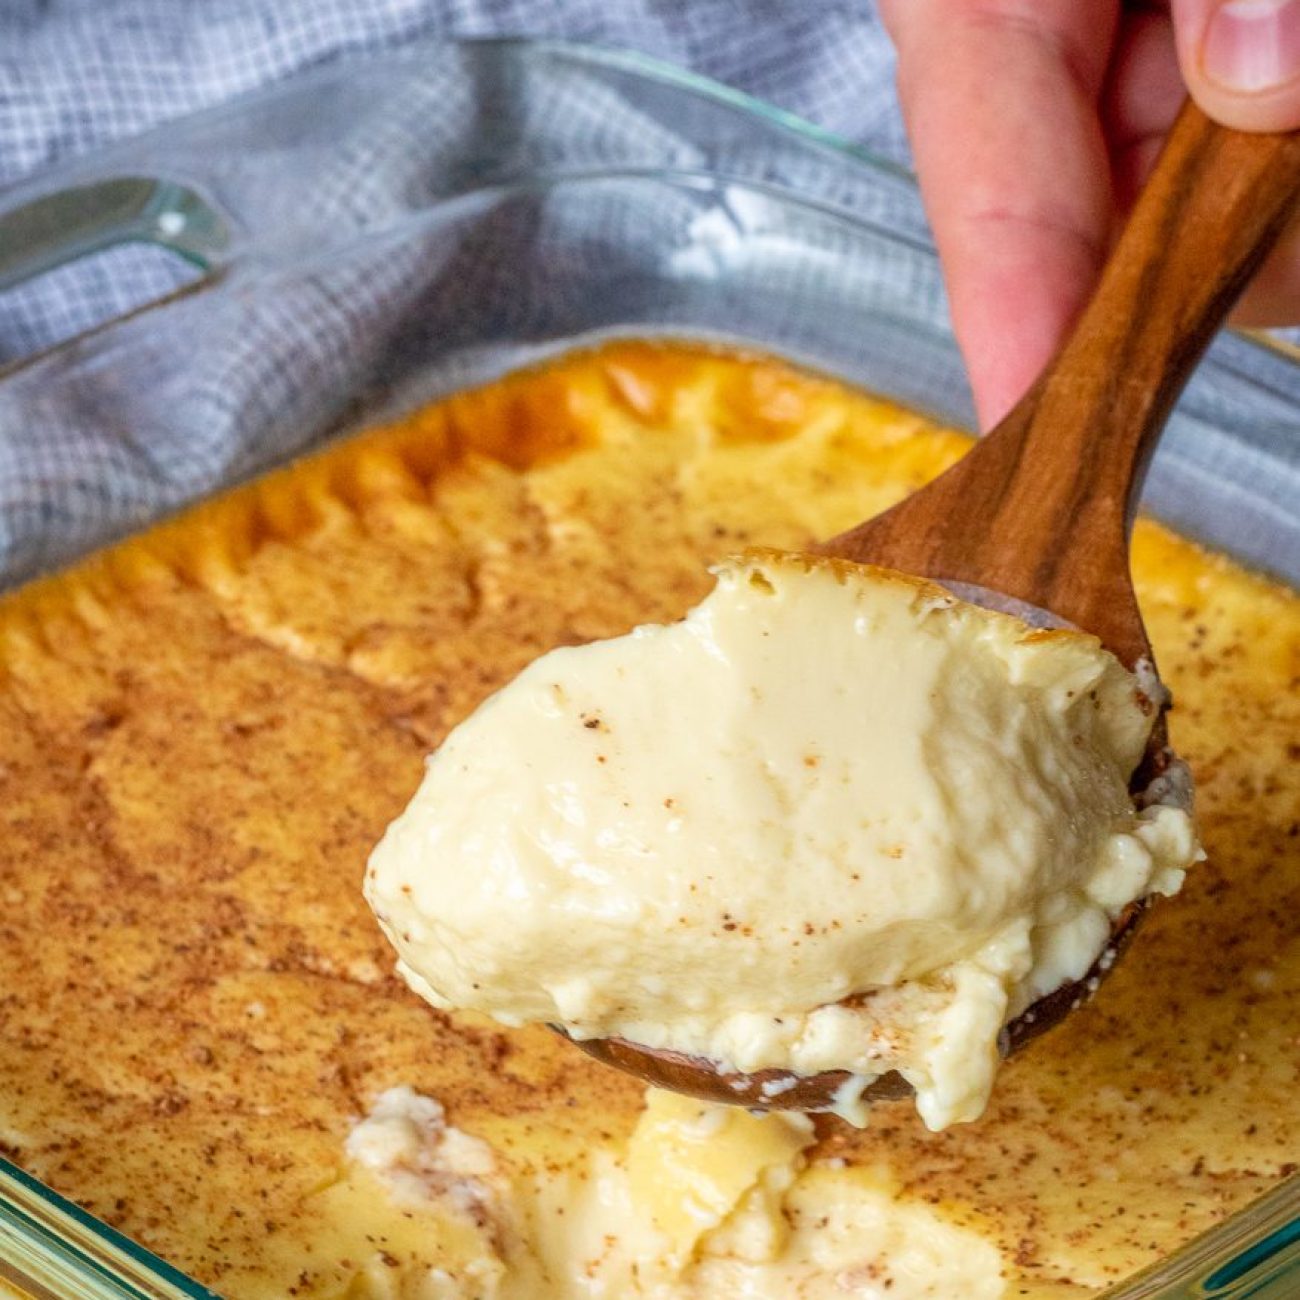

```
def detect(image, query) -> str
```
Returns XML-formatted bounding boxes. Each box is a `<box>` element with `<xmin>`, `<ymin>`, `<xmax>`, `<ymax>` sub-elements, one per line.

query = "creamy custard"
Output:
<box><xmin>330</xmin><ymin>1084</ymin><xmax>1005</xmax><ymax>1297</ymax></box>
<box><xmin>0</xmin><ymin>342</ymin><xmax>1295</xmax><ymax>1297</ymax></box>
<box><xmin>367</xmin><ymin>551</ymin><xmax>1199</xmax><ymax>1130</ymax></box>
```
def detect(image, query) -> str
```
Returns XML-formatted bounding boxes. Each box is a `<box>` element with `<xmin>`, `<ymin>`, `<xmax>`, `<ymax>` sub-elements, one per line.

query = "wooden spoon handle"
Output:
<box><xmin>832</xmin><ymin>100</ymin><xmax>1300</xmax><ymax>664</ymax></box>
<box><xmin>986</xmin><ymin>99</ymin><xmax>1300</xmax><ymax>549</ymax></box>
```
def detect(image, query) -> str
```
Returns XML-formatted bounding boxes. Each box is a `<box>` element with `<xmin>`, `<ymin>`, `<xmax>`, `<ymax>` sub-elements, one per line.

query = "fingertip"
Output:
<box><xmin>955</xmin><ymin>300</ymin><xmax>1043</xmax><ymax>430</ymax></box>
<box><xmin>950</xmin><ymin>242</ymin><xmax>1099</xmax><ymax>432</ymax></box>
<box><xmin>969</xmin><ymin>371</ymin><xmax>1026</xmax><ymax>433</ymax></box>
<box><xmin>1172</xmin><ymin>0</ymin><xmax>1300</xmax><ymax>131</ymax></box>
<box><xmin>962</xmin><ymin>332</ymin><xmax>1063</xmax><ymax>433</ymax></box>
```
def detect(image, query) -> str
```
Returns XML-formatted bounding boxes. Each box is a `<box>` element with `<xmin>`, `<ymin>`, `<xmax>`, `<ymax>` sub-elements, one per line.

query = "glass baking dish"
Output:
<box><xmin>0</xmin><ymin>38</ymin><xmax>1295</xmax><ymax>1299</ymax></box>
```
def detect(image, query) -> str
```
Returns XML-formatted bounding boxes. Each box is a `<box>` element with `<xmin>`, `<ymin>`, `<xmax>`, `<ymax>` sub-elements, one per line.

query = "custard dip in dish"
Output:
<box><xmin>0</xmin><ymin>343</ymin><xmax>1295</xmax><ymax>1297</ymax></box>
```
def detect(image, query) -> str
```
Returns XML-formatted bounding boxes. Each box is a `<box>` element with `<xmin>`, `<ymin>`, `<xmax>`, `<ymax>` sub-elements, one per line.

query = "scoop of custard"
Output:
<box><xmin>365</xmin><ymin>551</ymin><xmax>1200</xmax><ymax>1129</ymax></box>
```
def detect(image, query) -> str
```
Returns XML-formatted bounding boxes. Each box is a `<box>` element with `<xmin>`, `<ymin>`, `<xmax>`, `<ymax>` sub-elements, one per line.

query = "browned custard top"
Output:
<box><xmin>0</xmin><ymin>342</ymin><xmax>1295</xmax><ymax>1297</ymax></box>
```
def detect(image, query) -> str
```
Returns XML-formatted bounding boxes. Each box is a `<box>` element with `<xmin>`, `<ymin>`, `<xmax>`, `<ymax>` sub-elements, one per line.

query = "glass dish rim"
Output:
<box><xmin>499</xmin><ymin>38</ymin><xmax>1300</xmax><ymax>380</ymax></box>
<box><xmin>0</xmin><ymin>34</ymin><xmax>1297</xmax><ymax>385</ymax></box>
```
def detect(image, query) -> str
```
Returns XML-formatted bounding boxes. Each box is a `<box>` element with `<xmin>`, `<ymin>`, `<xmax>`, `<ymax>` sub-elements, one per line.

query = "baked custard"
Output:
<box><xmin>0</xmin><ymin>342</ymin><xmax>1295</xmax><ymax>1297</ymax></box>
<box><xmin>367</xmin><ymin>550</ymin><xmax>1199</xmax><ymax>1132</ymax></box>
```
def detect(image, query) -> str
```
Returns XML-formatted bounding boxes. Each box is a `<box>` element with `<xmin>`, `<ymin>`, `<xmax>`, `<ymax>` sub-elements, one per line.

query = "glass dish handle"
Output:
<box><xmin>0</xmin><ymin>176</ymin><xmax>229</xmax><ymax>293</ymax></box>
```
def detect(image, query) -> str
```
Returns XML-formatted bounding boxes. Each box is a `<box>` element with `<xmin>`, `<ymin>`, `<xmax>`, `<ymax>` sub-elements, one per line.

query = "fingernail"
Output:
<box><xmin>1203</xmin><ymin>0</ymin><xmax>1300</xmax><ymax>92</ymax></box>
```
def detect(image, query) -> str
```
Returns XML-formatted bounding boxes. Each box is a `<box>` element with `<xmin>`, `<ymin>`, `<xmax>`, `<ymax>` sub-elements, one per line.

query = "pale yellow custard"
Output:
<box><xmin>0</xmin><ymin>343</ymin><xmax>1295</xmax><ymax>1297</ymax></box>
<box><xmin>324</xmin><ymin>1083</ymin><xmax>1005</xmax><ymax>1297</ymax></box>
<box><xmin>367</xmin><ymin>551</ymin><xmax>1199</xmax><ymax>1131</ymax></box>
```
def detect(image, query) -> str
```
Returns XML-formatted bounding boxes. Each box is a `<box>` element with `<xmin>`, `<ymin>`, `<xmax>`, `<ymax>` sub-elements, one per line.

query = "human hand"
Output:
<box><xmin>878</xmin><ymin>0</ymin><xmax>1300</xmax><ymax>428</ymax></box>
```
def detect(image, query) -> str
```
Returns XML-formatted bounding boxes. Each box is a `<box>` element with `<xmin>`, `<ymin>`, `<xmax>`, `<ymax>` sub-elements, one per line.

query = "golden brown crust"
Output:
<box><xmin>0</xmin><ymin>340</ymin><xmax>1296</xmax><ymax>1297</ymax></box>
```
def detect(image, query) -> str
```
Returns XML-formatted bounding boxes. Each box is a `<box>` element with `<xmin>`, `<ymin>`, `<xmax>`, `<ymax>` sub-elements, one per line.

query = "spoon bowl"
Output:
<box><xmin>566</xmin><ymin>898</ymin><xmax>1152</xmax><ymax>1113</ymax></box>
<box><xmin>566</xmin><ymin>580</ymin><xmax>1171</xmax><ymax>1113</ymax></box>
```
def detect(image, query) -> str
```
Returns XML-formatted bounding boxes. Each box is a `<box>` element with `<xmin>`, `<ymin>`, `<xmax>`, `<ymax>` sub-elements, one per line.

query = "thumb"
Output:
<box><xmin>1171</xmin><ymin>0</ymin><xmax>1300</xmax><ymax>129</ymax></box>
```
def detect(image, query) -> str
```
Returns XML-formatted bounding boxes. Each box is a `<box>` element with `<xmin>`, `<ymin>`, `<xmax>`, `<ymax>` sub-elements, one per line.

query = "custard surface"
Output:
<box><xmin>0</xmin><ymin>343</ymin><xmax>1296</xmax><ymax>1296</ymax></box>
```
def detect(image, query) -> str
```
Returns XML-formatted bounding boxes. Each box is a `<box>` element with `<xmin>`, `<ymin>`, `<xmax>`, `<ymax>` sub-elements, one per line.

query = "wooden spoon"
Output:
<box><xmin>566</xmin><ymin>101</ymin><xmax>1300</xmax><ymax>1113</ymax></box>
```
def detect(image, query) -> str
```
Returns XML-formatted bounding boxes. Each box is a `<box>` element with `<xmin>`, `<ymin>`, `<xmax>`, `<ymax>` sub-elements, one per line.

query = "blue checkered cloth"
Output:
<box><xmin>0</xmin><ymin>1</ymin><xmax>901</xmax><ymax>363</ymax></box>
<box><xmin>0</xmin><ymin>3</ymin><xmax>923</xmax><ymax>585</ymax></box>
